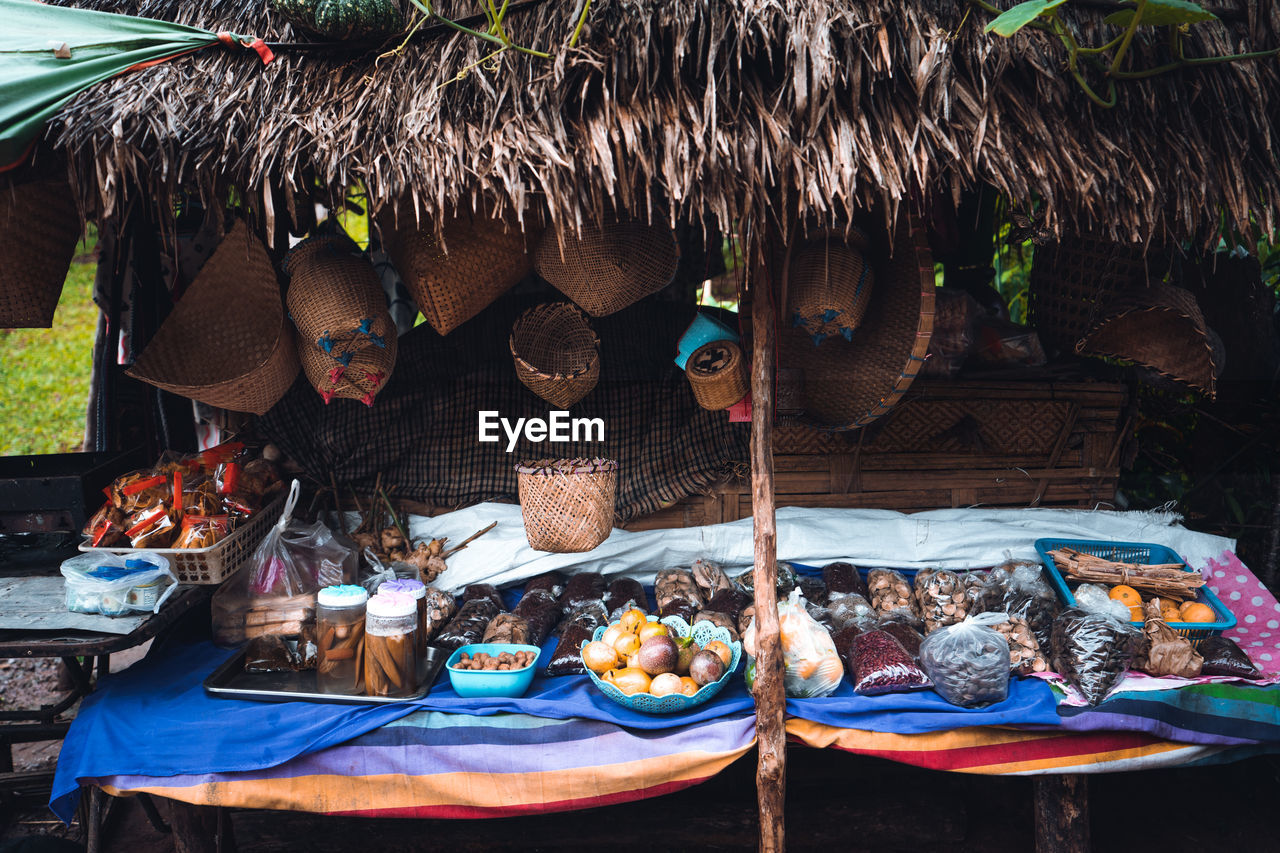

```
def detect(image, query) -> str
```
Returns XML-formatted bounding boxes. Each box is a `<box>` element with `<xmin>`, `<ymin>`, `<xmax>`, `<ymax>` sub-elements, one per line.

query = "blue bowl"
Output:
<box><xmin>445</xmin><ymin>644</ymin><xmax>541</xmax><ymax>698</ymax></box>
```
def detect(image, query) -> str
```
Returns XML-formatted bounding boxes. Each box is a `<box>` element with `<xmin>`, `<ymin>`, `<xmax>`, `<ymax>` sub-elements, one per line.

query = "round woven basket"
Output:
<box><xmin>533</xmin><ymin>220</ymin><xmax>679</xmax><ymax>317</ymax></box>
<box><xmin>378</xmin><ymin>200</ymin><xmax>534</xmax><ymax>335</ymax></box>
<box><xmin>509</xmin><ymin>303</ymin><xmax>601</xmax><ymax>408</ymax></box>
<box><xmin>285</xmin><ymin>231</ymin><xmax>397</xmax><ymax>404</ymax></box>
<box><xmin>786</xmin><ymin>230</ymin><xmax>875</xmax><ymax>344</ymax></box>
<box><xmin>516</xmin><ymin>458</ymin><xmax>617</xmax><ymax>553</ymax></box>
<box><xmin>1028</xmin><ymin>237</ymin><xmax>1148</xmax><ymax>355</ymax></box>
<box><xmin>128</xmin><ymin>220</ymin><xmax>300</xmax><ymax>415</ymax></box>
<box><xmin>0</xmin><ymin>176</ymin><xmax>80</xmax><ymax>329</ymax></box>
<box><xmin>778</xmin><ymin>208</ymin><xmax>935</xmax><ymax>430</ymax></box>
<box><xmin>685</xmin><ymin>340</ymin><xmax>748</xmax><ymax>410</ymax></box>
<box><xmin>1076</xmin><ymin>282</ymin><xmax>1218</xmax><ymax>397</ymax></box>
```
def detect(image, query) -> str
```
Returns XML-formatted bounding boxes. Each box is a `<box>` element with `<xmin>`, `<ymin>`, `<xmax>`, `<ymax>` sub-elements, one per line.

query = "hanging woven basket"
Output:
<box><xmin>285</xmin><ymin>231</ymin><xmax>397</xmax><ymax>405</ymax></box>
<box><xmin>128</xmin><ymin>220</ymin><xmax>300</xmax><ymax>415</ymax></box>
<box><xmin>533</xmin><ymin>220</ymin><xmax>679</xmax><ymax>317</ymax></box>
<box><xmin>0</xmin><ymin>176</ymin><xmax>80</xmax><ymax>329</ymax></box>
<box><xmin>1028</xmin><ymin>237</ymin><xmax>1149</xmax><ymax>355</ymax></box>
<box><xmin>509</xmin><ymin>303</ymin><xmax>601</xmax><ymax>408</ymax></box>
<box><xmin>1076</xmin><ymin>282</ymin><xmax>1218</xmax><ymax>397</ymax></box>
<box><xmin>786</xmin><ymin>228</ymin><xmax>875</xmax><ymax>345</ymax></box>
<box><xmin>685</xmin><ymin>340</ymin><xmax>748</xmax><ymax>411</ymax></box>
<box><xmin>378</xmin><ymin>200</ymin><xmax>534</xmax><ymax>336</ymax></box>
<box><xmin>516</xmin><ymin>458</ymin><xmax>617</xmax><ymax>553</ymax></box>
<box><xmin>778</xmin><ymin>207</ymin><xmax>935</xmax><ymax>431</ymax></box>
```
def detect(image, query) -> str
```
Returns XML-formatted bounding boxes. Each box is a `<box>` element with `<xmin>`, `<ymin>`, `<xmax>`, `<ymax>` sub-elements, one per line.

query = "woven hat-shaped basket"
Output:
<box><xmin>0</xmin><ymin>177</ymin><xmax>80</xmax><ymax>328</ymax></box>
<box><xmin>509</xmin><ymin>302</ymin><xmax>601</xmax><ymax>408</ymax></box>
<box><xmin>128</xmin><ymin>220</ymin><xmax>300</xmax><ymax>415</ymax></box>
<box><xmin>1028</xmin><ymin>237</ymin><xmax>1148</xmax><ymax>354</ymax></box>
<box><xmin>1077</xmin><ymin>282</ymin><xmax>1218</xmax><ymax>397</ymax></box>
<box><xmin>378</xmin><ymin>200</ymin><xmax>533</xmax><ymax>335</ymax></box>
<box><xmin>298</xmin><ymin>329</ymin><xmax>398</xmax><ymax>405</ymax></box>
<box><xmin>685</xmin><ymin>340</ymin><xmax>748</xmax><ymax>411</ymax></box>
<box><xmin>516</xmin><ymin>458</ymin><xmax>617</xmax><ymax>553</ymax></box>
<box><xmin>285</xmin><ymin>231</ymin><xmax>397</xmax><ymax>404</ymax></box>
<box><xmin>533</xmin><ymin>220</ymin><xmax>679</xmax><ymax>317</ymax></box>
<box><xmin>787</xmin><ymin>228</ymin><xmax>875</xmax><ymax>344</ymax></box>
<box><xmin>779</xmin><ymin>208</ymin><xmax>935</xmax><ymax>430</ymax></box>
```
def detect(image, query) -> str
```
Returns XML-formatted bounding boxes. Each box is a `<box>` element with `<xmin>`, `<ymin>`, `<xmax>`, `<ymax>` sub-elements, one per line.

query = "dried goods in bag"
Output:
<box><xmin>604</xmin><ymin>576</ymin><xmax>648</xmax><ymax>618</ymax></box>
<box><xmin>973</xmin><ymin>562</ymin><xmax>1060</xmax><ymax>651</ymax></box>
<box><xmin>513</xmin><ymin>589</ymin><xmax>561</xmax><ymax>646</ymax></box>
<box><xmin>919</xmin><ymin>613</ymin><xmax>1011</xmax><ymax>708</ymax></box>
<box><xmin>546</xmin><ymin>601</ymin><xmax>608</xmax><ymax>676</ymax></box>
<box><xmin>432</xmin><ymin>598</ymin><xmax>501</xmax><ymax>651</ymax></box>
<box><xmin>1137</xmin><ymin>600</ymin><xmax>1203</xmax><ymax>678</ymax></box>
<box><xmin>483</xmin><ymin>613</ymin><xmax>533</xmax><ymax>645</ymax></box>
<box><xmin>655</xmin><ymin>568</ymin><xmax>704</xmax><ymax>611</ymax></box>
<box><xmin>914</xmin><ymin>569</ymin><xmax>970</xmax><ymax>633</ymax></box>
<box><xmin>847</xmin><ymin>629</ymin><xmax>931</xmax><ymax>696</ymax></box>
<box><xmin>867</xmin><ymin>568</ymin><xmax>917</xmax><ymax>621</ymax></box>
<box><xmin>1198</xmin><ymin>636</ymin><xmax>1262</xmax><ymax>679</ymax></box>
<box><xmin>1050</xmin><ymin>608</ymin><xmax>1141</xmax><ymax>706</ymax></box>
<box><xmin>523</xmin><ymin>571</ymin><xmax>566</xmax><ymax>600</ymax></box>
<box><xmin>461</xmin><ymin>583</ymin><xmax>505</xmax><ymax>613</ymax></box>
<box><xmin>562</xmin><ymin>572</ymin><xmax>606</xmax><ymax>613</ymax></box>
<box><xmin>878</xmin><ymin>618</ymin><xmax>925</xmax><ymax>664</ymax></box>
<box><xmin>704</xmin><ymin>588</ymin><xmax>752</xmax><ymax>623</ymax></box>
<box><xmin>691</xmin><ymin>559</ymin><xmax>733</xmax><ymax>597</ymax></box>
<box><xmin>420</xmin><ymin>587</ymin><xmax>457</xmax><ymax>644</ymax></box>
<box><xmin>822</xmin><ymin>561</ymin><xmax>868</xmax><ymax>599</ymax></box>
<box><xmin>827</xmin><ymin>593</ymin><xmax>878</xmax><ymax>633</ymax></box>
<box><xmin>992</xmin><ymin>615</ymin><xmax>1049</xmax><ymax>674</ymax></box>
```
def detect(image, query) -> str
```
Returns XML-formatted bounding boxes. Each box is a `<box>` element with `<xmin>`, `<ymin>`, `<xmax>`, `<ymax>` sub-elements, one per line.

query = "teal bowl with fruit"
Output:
<box><xmin>580</xmin><ymin>616</ymin><xmax>742</xmax><ymax>714</ymax></box>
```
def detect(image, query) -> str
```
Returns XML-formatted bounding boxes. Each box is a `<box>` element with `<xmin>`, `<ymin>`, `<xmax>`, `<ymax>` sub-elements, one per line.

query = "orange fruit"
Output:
<box><xmin>1109</xmin><ymin>585</ymin><xmax>1142</xmax><ymax>609</ymax></box>
<box><xmin>638</xmin><ymin>621</ymin><xmax>670</xmax><ymax>643</ymax></box>
<box><xmin>704</xmin><ymin>640</ymin><xmax>733</xmax><ymax>669</ymax></box>
<box><xmin>618</xmin><ymin>608</ymin><xmax>647</xmax><ymax>633</ymax></box>
<box><xmin>1128</xmin><ymin>605</ymin><xmax>1144</xmax><ymax>623</ymax></box>
<box><xmin>1179</xmin><ymin>602</ymin><xmax>1215</xmax><ymax>623</ymax></box>
<box><xmin>678</xmin><ymin>676</ymin><xmax>700</xmax><ymax>696</ymax></box>
<box><xmin>613</xmin><ymin>633</ymin><xmax>641</xmax><ymax>657</ymax></box>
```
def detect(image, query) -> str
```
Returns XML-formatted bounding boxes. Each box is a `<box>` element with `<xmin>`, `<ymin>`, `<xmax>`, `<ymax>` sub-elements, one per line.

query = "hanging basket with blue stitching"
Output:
<box><xmin>786</xmin><ymin>227</ymin><xmax>875</xmax><ymax>345</ymax></box>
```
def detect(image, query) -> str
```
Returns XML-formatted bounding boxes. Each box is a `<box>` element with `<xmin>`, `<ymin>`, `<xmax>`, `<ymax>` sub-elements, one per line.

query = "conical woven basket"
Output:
<box><xmin>787</xmin><ymin>229</ymin><xmax>875</xmax><ymax>344</ymax></box>
<box><xmin>685</xmin><ymin>340</ymin><xmax>749</xmax><ymax>410</ymax></box>
<box><xmin>1077</xmin><ymin>282</ymin><xmax>1217</xmax><ymax>397</ymax></box>
<box><xmin>0</xmin><ymin>177</ymin><xmax>80</xmax><ymax>328</ymax></box>
<box><xmin>378</xmin><ymin>200</ymin><xmax>534</xmax><ymax>335</ymax></box>
<box><xmin>128</xmin><ymin>220</ymin><xmax>300</xmax><ymax>415</ymax></box>
<box><xmin>533</xmin><ymin>220</ymin><xmax>679</xmax><ymax>316</ymax></box>
<box><xmin>509</xmin><ymin>303</ymin><xmax>601</xmax><ymax>408</ymax></box>
<box><xmin>516</xmin><ymin>458</ymin><xmax>617</xmax><ymax>553</ymax></box>
<box><xmin>1028</xmin><ymin>237</ymin><xmax>1148</xmax><ymax>354</ymax></box>
<box><xmin>285</xmin><ymin>231</ymin><xmax>397</xmax><ymax>404</ymax></box>
<box><xmin>779</xmin><ymin>208</ymin><xmax>935</xmax><ymax>430</ymax></box>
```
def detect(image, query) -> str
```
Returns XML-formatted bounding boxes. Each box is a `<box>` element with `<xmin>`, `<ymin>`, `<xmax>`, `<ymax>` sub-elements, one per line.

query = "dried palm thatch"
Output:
<box><xmin>40</xmin><ymin>0</ymin><xmax>1280</xmax><ymax>244</ymax></box>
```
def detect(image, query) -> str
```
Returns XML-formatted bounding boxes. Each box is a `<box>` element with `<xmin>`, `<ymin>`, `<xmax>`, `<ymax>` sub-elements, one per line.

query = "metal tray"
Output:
<box><xmin>204</xmin><ymin>646</ymin><xmax>447</xmax><ymax>705</ymax></box>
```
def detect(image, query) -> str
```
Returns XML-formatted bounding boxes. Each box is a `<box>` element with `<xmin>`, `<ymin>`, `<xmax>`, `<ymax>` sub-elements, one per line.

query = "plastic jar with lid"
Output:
<box><xmin>364</xmin><ymin>591</ymin><xmax>419</xmax><ymax>697</ymax></box>
<box><xmin>316</xmin><ymin>585</ymin><xmax>369</xmax><ymax>694</ymax></box>
<box><xmin>381</xmin><ymin>578</ymin><xmax>428</xmax><ymax>677</ymax></box>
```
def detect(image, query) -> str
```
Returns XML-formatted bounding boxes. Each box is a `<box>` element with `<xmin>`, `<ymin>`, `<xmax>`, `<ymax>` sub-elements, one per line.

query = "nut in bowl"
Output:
<box><xmin>445</xmin><ymin>643</ymin><xmax>542</xmax><ymax>698</ymax></box>
<box><xmin>581</xmin><ymin>615</ymin><xmax>742</xmax><ymax>714</ymax></box>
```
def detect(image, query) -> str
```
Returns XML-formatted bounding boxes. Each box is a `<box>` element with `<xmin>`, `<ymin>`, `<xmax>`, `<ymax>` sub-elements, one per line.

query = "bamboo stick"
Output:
<box><xmin>750</xmin><ymin>230</ymin><xmax>785</xmax><ymax>853</ymax></box>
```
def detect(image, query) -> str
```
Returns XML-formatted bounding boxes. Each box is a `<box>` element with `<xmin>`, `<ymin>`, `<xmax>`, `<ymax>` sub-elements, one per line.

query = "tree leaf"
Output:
<box><xmin>1104</xmin><ymin>0</ymin><xmax>1217</xmax><ymax>27</ymax></box>
<box><xmin>984</xmin><ymin>0</ymin><xmax>1067</xmax><ymax>37</ymax></box>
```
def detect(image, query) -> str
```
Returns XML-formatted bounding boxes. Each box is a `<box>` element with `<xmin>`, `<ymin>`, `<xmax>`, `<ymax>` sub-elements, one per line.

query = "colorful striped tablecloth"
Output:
<box><xmin>90</xmin><ymin>711</ymin><xmax>758</xmax><ymax>817</ymax></box>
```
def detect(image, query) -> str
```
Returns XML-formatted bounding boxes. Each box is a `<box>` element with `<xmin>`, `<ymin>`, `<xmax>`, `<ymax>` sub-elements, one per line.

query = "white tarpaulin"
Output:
<box><xmin>399</xmin><ymin>503</ymin><xmax>1236</xmax><ymax>593</ymax></box>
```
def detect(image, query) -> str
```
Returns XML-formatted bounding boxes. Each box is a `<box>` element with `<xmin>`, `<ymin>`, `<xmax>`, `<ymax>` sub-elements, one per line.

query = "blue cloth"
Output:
<box><xmin>785</xmin><ymin>676</ymin><xmax>1061</xmax><ymax>732</ymax></box>
<box><xmin>50</xmin><ymin>637</ymin><xmax>753</xmax><ymax>821</ymax></box>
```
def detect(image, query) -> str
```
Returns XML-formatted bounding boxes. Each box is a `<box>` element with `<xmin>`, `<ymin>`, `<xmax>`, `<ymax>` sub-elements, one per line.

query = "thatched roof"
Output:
<box><xmin>41</xmin><ymin>0</ymin><xmax>1280</xmax><ymax>242</ymax></box>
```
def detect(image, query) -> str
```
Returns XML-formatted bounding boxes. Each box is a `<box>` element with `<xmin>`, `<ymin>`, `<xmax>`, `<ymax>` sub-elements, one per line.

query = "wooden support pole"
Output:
<box><xmin>1033</xmin><ymin>774</ymin><xmax>1089</xmax><ymax>853</ymax></box>
<box><xmin>750</xmin><ymin>236</ymin><xmax>785</xmax><ymax>853</ymax></box>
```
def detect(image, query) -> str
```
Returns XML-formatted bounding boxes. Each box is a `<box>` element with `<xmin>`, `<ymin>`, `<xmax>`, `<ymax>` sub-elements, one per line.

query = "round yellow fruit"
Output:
<box><xmin>582</xmin><ymin>641</ymin><xmax>620</xmax><ymax>675</ymax></box>
<box><xmin>1179</xmin><ymin>602</ymin><xmax>1215</xmax><ymax>623</ymax></box>
<box><xmin>601</xmin><ymin>624</ymin><xmax>626</xmax><ymax>649</ymax></box>
<box><xmin>618</xmin><ymin>608</ymin><xmax>647</xmax><ymax>633</ymax></box>
<box><xmin>612</xmin><ymin>667</ymin><xmax>652</xmax><ymax>696</ymax></box>
<box><xmin>1109</xmin><ymin>585</ymin><xmax>1142</xmax><ymax>609</ymax></box>
<box><xmin>678</xmin><ymin>676</ymin><xmax>700</xmax><ymax>696</ymax></box>
<box><xmin>649</xmin><ymin>672</ymin><xmax>684</xmax><ymax>697</ymax></box>
<box><xmin>638</xmin><ymin>621</ymin><xmax>670</xmax><ymax>644</ymax></box>
<box><xmin>704</xmin><ymin>640</ymin><xmax>733</xmax><ymax>669</ymax></box>
<box><xmin>613</xmin><ymin>632</ymin><xmax>641</xmax><ymax>657</ymax></box>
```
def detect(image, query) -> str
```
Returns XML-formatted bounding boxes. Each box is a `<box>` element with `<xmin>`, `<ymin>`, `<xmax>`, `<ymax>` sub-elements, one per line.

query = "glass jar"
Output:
<box><xmin>316</xmin><ymin>585</ymin><xmax>369</xmax><ymax>694</ymax></box>
<box><xmin>380</xmin><ymin>578</ymin><xmax>428</xmax><ymax>678</ymax></box>
<box><xmin>364</xmin><ymin>591</ymin><xmax>419</xmax><ymax>697</ymax></box>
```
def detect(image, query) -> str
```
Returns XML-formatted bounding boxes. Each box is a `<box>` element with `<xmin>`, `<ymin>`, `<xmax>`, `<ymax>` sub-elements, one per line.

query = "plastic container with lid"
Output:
<box><xmin>60</xmin><ymin>552</ymin><xmax>177</xmax><ymax>617</ymax></box>
<box><xmin>380</xmin><ymin>578</ymin><xmax>428</xmax><ymax>677</ymax></box>
<box><xmin>364</xmin><ymin>591</ymin><xmax>419</xmax><ymax>697</ymax></box>
<box><xmin>316</xmin><ymin>584</ymin><xmax>369</xmax><ymax>694</ymax></box>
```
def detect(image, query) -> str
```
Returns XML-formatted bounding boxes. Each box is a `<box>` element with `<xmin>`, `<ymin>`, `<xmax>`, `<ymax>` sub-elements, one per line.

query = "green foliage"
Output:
<box><xmin>0</xmin><ymin>239</ymin><xmax>98</xmax><ymax>455</ymax></box>
<box><xmin>1104</xmin><ymin>0</ymin><xmax>1216</xmax><ymax>28</ymax></box>
<box><xmin>986</xmin><ymin>0</ymin><xmax>1068</xmax><ymax>37</ymax></box>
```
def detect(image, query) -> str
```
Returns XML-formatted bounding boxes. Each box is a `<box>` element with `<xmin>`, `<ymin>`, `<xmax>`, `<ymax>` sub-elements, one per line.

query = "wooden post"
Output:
<box><xmin>750</xmin><ymin>236</ymin><xmax>785</xmax><ymax>853</ymax></box>
<box><xmin>1033</xmin><ymin>774</ymin><xmax>1089</xmax><ymax>853</ymax></box>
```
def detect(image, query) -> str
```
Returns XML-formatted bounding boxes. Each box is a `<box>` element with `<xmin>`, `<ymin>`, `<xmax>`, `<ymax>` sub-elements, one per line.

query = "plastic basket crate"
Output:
<box><xmin>78</xmin><ymin>493</ymin><xmax>283</xmax><ymax>585</ymax></box>
<box><xmin>1034</xmin><ymin>538</ymin><xmax>1235</xmax><ymax>644</ymax></box>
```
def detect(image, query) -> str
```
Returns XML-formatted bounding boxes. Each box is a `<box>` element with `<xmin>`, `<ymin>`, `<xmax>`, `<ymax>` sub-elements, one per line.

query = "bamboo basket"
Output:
<box><xmin>516</xmin><ymin>458</ymin><xmax>617</xmax><ymax>553</ymax></box>
<box><xmin>378</xmin><ymin>200</ymin><xmax>534</xmax><ymax>335</ymax></box>
<box><xmin>285</xmin><ymin>232</ymin><xmax>397</xmax><ymax>405</ymax></box>
<box><xmin>685</xmin><ymin>340</ymin><xmax>749</xmax><ymax>410</ymax></box>
<box><xmin>1028</xmin><ymin>237</ymin><xmax>1149</xmax><ymax>354</ymax></box>
<box><xmin>509</xmin><ymin>303</ymin><xmax>601</xmax><ymax>408</ymax></box>
<box><xmin>533</xmin><ymin>220</ymin><xmax>679</xmax><ymax>316</ymax></box>
<box><xmin>0</xmin><ymin>177</ymin><xmax>80</xmax><ymax>328</ymax></box>
<box><xmin>786</xmin><ymin>229</ymin><xmax>875</xmax><ymax>344</ymax></box>
<box><xmin>1076</xmin><ymin>282</ymin><xmax>1218</xmax><ymax>397</ymax></box>
<box><xmin>128</xmin><ymin>220</ymin><xmax>300</xmax><ymax>415</ymax></box>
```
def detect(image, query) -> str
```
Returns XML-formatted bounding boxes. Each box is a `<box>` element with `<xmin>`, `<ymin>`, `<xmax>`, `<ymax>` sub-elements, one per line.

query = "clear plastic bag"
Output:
<box><xmin>546</xmin><ymin>601</ymin><xmax>608</xmax><ymax>676</ymax></box>
<box><xmin>973</xmin><ymin>561</ymin><xmax>1060</xmax><ymax>651</ymax></box>
<box><xmin>822</xmin><ymin>562</ymin><xmax>868</xmax><ymax>599</ymax></box>
<box><xmin>914</xmin><ymin>569</ymin><xmax>969</xmax><ymax>633</ymax></box>
<box><xmin>867</xmin><ymin>568</ymin><xmax>918</xmax><ymax>621</ymax></box>
<box><xmin>1050</xmin><ymin>608</ymin><xmax>1141</xmax><ymax>706</ymax></box>
<box><xmin>1199</xmin><ymin>636</ymin><xmax>1261</xmax><ymax>679</ymax></box>
<box><xmin>61</xmin><ymin>552</ymin><xmax>177</xmax><ymax>616</ymax></box>
<box><xmin>827</xmin><ymin>592</ymin><xmax>879</xmax><ymax>633</ymax></box>
<box><xmin>919</xmin><ymin>613</ymin><xmax>1011</xmax><ymax>708</ymax></box>
<box><xmin>1075</xmin><ymin>583</ymin><xmax>1133</xmax><ymax>623</ymax></box>
<box><xmin>604</xmin><ymin>577</ymin><xmax>648</xmax><ymax>617</ymax></box>
<box><xmin>743</xmin><ymin>589</ymin><xmax>843</xmax><ymax>698</ymax></box>
<box><xmin>562</xmin><ymin>572</ymin><xmax>606</xmax><ymax>613</ymax></box>
<box><xmin>513</xmin><ymin>589</ymin><xmax>561</xmax><ymax>646</ymax></box>
<box><xmin>847</xmin><ymin>629</ymin><xmax>931</xmax><ymax>696</ymax></box>
<box><xmin>432</xmin><ymin>598</ymin><xmax>501</xmax><ymax>651</ymax></box>
<box><xmin>655</xmin><ymin>568</ymin><xmax>704</xmax><ymax>611</ymax></box>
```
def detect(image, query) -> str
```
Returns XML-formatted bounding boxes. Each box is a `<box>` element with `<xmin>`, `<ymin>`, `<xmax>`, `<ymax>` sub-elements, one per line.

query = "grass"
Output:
<box><xmin>0</xmin><ymin>237</ymin><xmax>98</xmax><ymax>456</ymax></box>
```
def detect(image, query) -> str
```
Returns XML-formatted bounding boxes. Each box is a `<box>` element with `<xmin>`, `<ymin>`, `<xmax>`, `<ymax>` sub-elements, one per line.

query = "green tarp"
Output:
<box><xmin>0</xmin><ymin>0</ymin><xmax>264</xmax><ymax>170</ymax></box>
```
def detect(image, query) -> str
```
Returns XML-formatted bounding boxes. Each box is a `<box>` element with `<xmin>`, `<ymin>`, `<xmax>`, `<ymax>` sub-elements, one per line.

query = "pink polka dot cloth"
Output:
<box><xmin>1206</xmin><ymin>550</ymin><xmax>1280</xmax><ymax>674</ymax></box>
